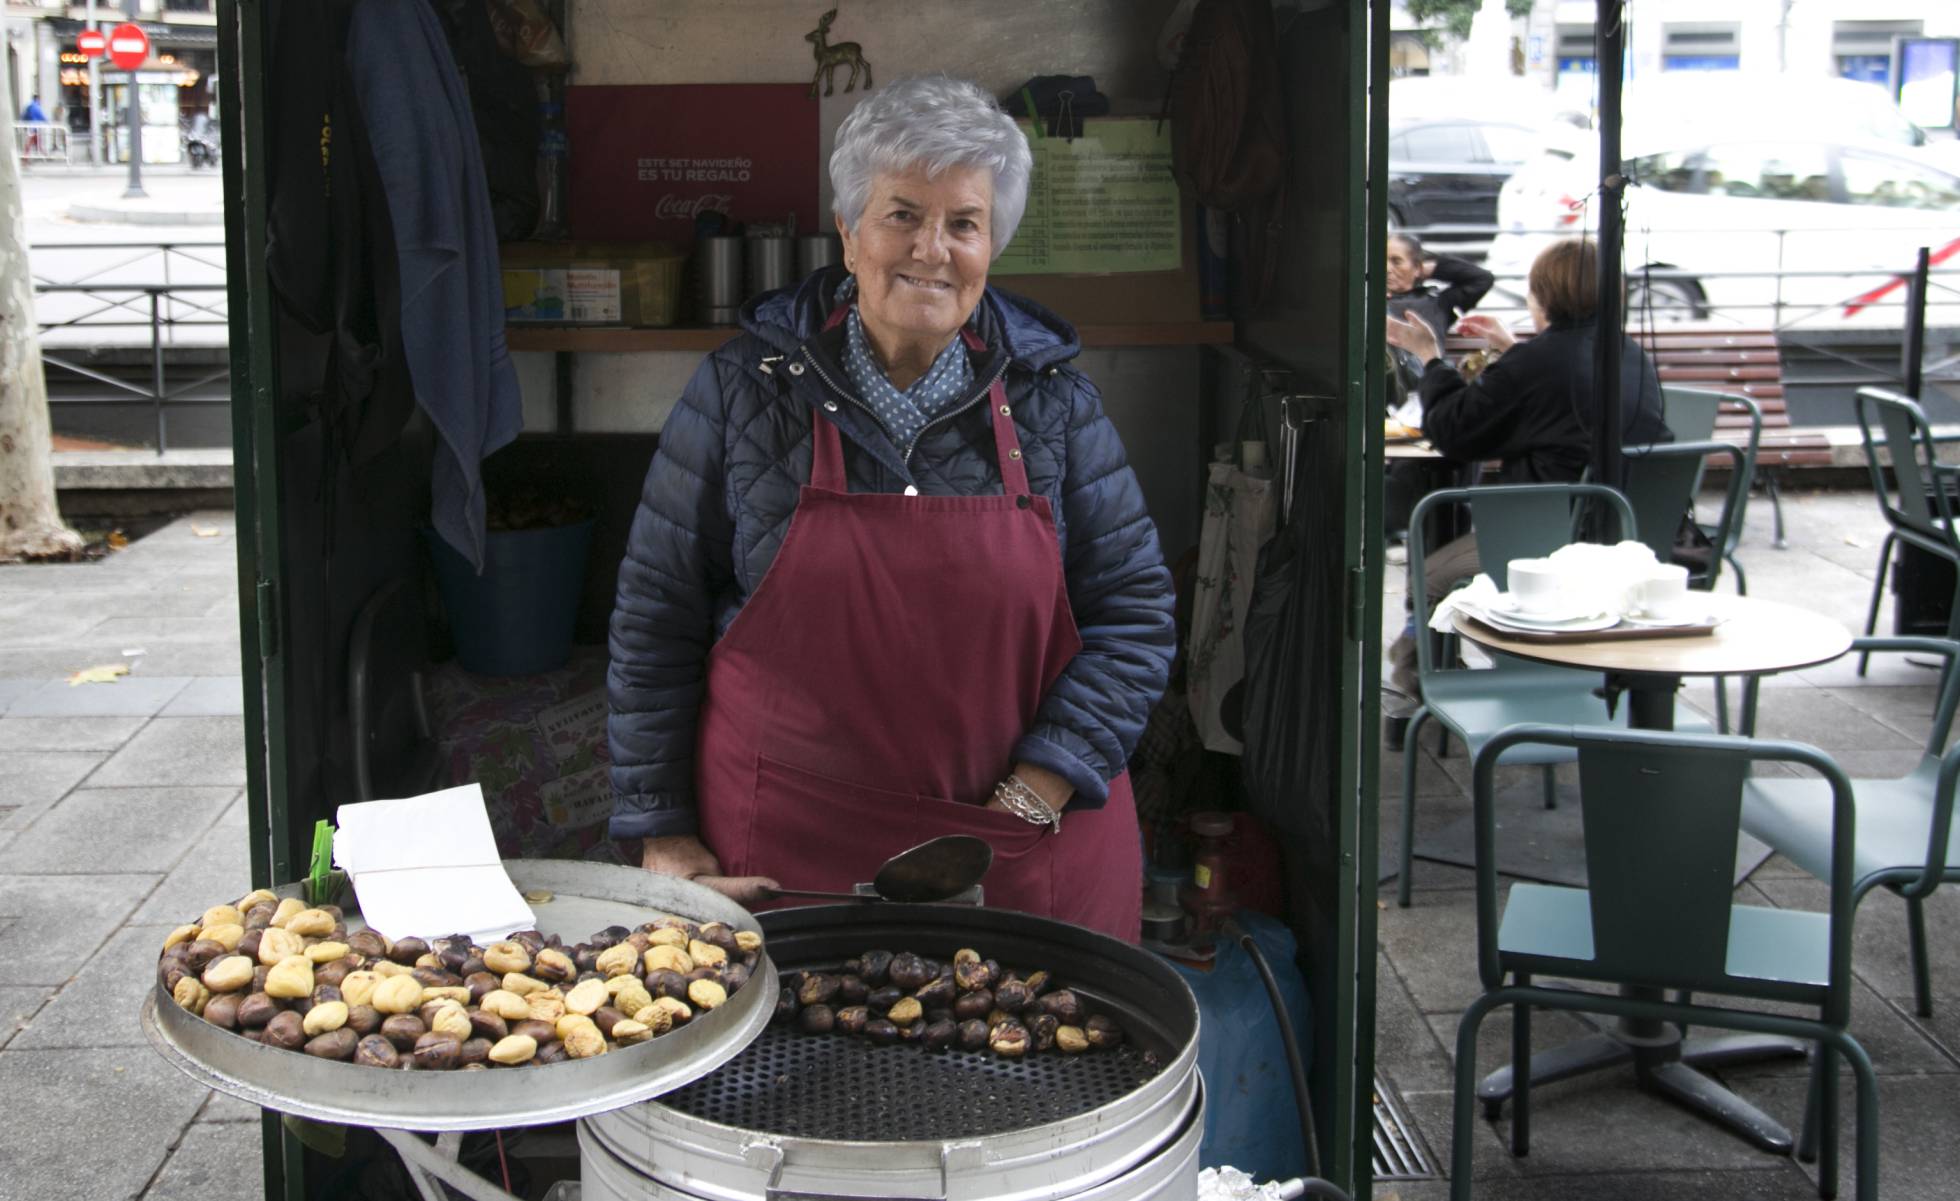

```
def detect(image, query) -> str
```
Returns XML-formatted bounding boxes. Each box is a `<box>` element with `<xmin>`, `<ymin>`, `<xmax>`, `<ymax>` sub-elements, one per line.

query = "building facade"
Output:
<box><xmin>4</xmin><ymin>0</ymin><xmax>217</xmax><ymax>149</ymax></box>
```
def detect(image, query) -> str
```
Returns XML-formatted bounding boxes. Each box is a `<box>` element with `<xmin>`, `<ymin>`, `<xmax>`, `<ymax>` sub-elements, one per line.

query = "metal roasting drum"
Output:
<box><xmin>140</xmin><ymin>860</ymin><xmax>778</xmax><ymax>1132</ymax></box>
<box><xmin>579</xmin><ymin>904</ymin><xmax>1205</xmax><ymax>1201</ymax></box>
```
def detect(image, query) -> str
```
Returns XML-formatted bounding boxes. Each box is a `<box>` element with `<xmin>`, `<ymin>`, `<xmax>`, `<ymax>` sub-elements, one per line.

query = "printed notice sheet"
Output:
<box><xmin>995</xmin><ymin>119</ymin><xmax>1183</xmax><ymax>276</ymax></box>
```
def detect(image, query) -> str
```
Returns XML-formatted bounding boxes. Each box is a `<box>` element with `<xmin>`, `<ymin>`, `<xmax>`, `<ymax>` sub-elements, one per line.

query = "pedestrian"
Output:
<box><xmin>21</xmin><ymin>94</ymin><xmax>47</xmax><ymax>124</ymax></box>
<box><xmin>20</xmin><ymin>94</ymin><xmax>47</xmax><ymax>159</ymax></box>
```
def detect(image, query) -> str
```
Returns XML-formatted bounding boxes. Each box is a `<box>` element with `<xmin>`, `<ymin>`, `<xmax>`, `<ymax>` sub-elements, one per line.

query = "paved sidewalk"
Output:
<box><xmin>0</xmin><ymin>490</ymin><xmax>1953</xmax><ymax>1200</ymax></box>
<box><xmin>0</xmin><ymin>509</ymin><xmax>257</xmax><ymax>1201</ymax></box>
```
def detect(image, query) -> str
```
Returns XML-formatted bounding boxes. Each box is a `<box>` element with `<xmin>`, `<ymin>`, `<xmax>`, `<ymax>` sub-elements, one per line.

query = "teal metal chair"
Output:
<box><xmin>1619</xmin><ymin>440</ymin><xmax>1752</xmax><ymax>732</ymax></box>
<box><xmin>1743</xmin><ymin>635</ymin><xmax>1960</xmax><ymax>1019</ymax></box>
<box><xmin>1854</xmin><ymin>387</ymin><xmax>1960</xmax><ymax>676</ymax></box>
<box><xmin>1661</xmin><ymin>386</ymin><xmax>1763</xmax><ymax>594</ymax></box>
<box><xmin>1398</xmin><ymin>484</ymin><xmax>1702</xmax><ymax>906</ymax></box>
<box><xmin>1451</xmin><ymin>725</ymin><xmax>1878</xmax><ymax>1201</ymax></box>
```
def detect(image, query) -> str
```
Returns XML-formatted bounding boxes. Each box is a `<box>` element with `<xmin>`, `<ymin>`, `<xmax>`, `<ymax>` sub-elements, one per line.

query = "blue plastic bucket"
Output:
<box><xmin>425</xmin><ymin>519</ymin><xmax>594</xmax><ymax>676</ymax></box>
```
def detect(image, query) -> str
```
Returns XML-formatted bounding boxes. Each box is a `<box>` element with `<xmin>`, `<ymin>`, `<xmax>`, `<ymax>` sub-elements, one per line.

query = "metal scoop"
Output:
<box><xmin>759</xmin><ymin>834</ymin><xmax>993</xmax><ymax>904</ymax></box>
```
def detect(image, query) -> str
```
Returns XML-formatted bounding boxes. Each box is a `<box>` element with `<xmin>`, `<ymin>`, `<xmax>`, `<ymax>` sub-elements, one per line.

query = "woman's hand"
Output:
<box><xmin>640</xmin><ymin>834</ymin><xmax>779</xmax><ymax>906</ymax></box>
<box><xmin>1384</xmin><ymin>311</ymin><xmax>1442</xmax><ymax>365</ymax></box>
<box><xmin>1454</xmin><ymin>313</ymin><xmax>1517</xmax><ymax>353</ymax></box>
<box><xmin>983</xmin><ymin>762</ymin><xmax>1075</xmax><ymax>816</ymax></box>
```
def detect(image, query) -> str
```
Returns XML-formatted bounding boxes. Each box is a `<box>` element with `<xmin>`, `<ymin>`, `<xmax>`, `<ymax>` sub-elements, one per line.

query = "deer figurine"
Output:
<box><xmin>806</xmin><ymin>9</ymin><xmax>871</xmax><ymax>100</ymax></box>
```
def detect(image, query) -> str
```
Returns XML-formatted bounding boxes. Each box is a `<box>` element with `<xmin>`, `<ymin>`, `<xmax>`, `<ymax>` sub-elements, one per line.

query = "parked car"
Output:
<box><xmin>1489</xmin><ymin>132</ymin><xmax>1960</xmax><ymax>328</ymax></box>
<box><xmin>1388</xmin><ymin>115</ymin><xmax>1542</xmax><ymax>231</ymax></box>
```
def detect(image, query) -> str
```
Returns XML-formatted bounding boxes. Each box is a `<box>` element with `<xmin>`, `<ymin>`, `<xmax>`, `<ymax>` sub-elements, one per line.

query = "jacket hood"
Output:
<box><xmin>740</xmin><ymin>266</ymin><xmax>1083</xmax><ymax>372</ymax></box>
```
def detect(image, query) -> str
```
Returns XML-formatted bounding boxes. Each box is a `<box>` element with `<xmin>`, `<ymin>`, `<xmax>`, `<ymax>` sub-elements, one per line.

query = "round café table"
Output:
<box><xmin>1450</xmin><ymin>593</ymin><xmax>1853</xmax><ymax>1155</ymax></box>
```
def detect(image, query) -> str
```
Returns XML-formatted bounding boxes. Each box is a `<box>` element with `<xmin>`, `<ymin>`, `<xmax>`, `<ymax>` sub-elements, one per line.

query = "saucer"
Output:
<box><xmin>1492</xmin><ymin>594</ymin><xmax>1606</xmax><ymax>625</ymax></box>
<box><xmin>1476</xmin><ymin>607</ymin><xmax>1621</xmax><ymax>635</ymax></box>
<box><xmin>1621</xmin><ymin>606</ymin><xmax>1714</xmax><ymax>629</ymax></box>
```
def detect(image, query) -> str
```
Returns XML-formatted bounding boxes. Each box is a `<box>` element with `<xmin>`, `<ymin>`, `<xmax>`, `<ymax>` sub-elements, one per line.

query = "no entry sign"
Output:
<box><xmin>108</xmin><ymin>23</ymin><xmax>149</xmax><ymax>71</ymax></box>
<box><xmin>76</xmin><ymin>29</ymin><xmax>106</xmax><ymax>60</ymax></box>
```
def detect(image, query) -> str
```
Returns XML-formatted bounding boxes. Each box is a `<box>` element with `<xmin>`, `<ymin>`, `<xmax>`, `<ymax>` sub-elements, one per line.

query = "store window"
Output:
<box><xmin>1663</xmin><ymin>25</ymin><xmax>1740</xmax><ymax>72</ymax></box>
<box><xmin>1555</xmin><ymin>25</ymin><xmax>1595</xmax><ymax>76</ymax></box>
<box><xmin>1833</xmin><ymin>20</ymin><xmax>1922</xmax><ymax>89</ymax></box>
<box><xmin>1840</xmin><ymin>150</ymin><xmax>1960</xmax><ymax>210</ymax></box>
<box><xmin>1698</xmin><ymin>144</ymin><xmax>1833</xmax><ymax>203</ymax></box>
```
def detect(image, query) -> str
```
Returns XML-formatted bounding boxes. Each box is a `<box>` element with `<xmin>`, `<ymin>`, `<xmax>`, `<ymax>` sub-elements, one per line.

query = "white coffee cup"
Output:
<box><xmin>1634</xmin><ymin>564</ymin><xmax>1693</xmax><ymax>620</ymax></box>
<box><xmin>1507</xmin><ymin>558</ymin><xmax>1573</xmax><ymax>615</ymax></box>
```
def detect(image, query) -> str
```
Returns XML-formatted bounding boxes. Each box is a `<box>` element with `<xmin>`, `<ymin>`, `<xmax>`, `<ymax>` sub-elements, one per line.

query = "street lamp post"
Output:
<box><xmin>86</xmin><ymin>0</ymin><xmax>100</xmax><ymax>165</ymax></box>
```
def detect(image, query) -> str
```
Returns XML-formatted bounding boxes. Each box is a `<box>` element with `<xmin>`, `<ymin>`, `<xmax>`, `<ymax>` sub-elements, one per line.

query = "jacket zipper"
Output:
<box><xmin>799</xmin><ymin>345</ymin><xmax>1014</xmax><ymax>467</ymax></box>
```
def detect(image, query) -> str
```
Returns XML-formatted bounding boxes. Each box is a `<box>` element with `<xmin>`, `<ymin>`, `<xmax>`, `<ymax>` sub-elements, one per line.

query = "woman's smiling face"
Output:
<box><xmin>838</xmin><ymin>163</ymin><xmax>993</xmax><ymax>351</ymax></box>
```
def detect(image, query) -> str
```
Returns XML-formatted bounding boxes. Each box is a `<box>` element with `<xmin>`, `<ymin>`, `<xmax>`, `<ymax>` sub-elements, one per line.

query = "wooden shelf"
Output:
<box><xmin>504</xmin><ymin>322</ymin><xmax>1233</xmax><ymax>354</ymax></box>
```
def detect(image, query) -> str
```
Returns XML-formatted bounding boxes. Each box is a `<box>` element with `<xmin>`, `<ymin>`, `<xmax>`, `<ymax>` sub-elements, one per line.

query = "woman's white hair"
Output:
<box><xmin>829</xmin><ymin>75</ymin><xmax>1033</xmax><ymax>261</ymax></box>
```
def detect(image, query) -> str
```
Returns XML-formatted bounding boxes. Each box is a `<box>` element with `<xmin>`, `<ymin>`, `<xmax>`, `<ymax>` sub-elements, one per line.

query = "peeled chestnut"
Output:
<box><xmin>958</xmin><ymin>1018</ymin><xmax>990</xmax><ymax>1051</ymax></box>
<box><xmin>953</xmin><ymin>958</ymin><xmax>994</xmax><ymax>992</ymax></box>
<box><xmin>1023</xmin><ymin>969</ymin><xmax>1052</xmax><ymax>996</ymax></box>
<box><xmin>354</xmin><ymin>1034</ymin><xmax>401</xmax><ymax>1068</ymax></box>
<box><xmin>1056</xmin><ymin>1025</ymin><xmax>1090</xmax><ymax>1053</ymax></box>
<box><xmin>380</xmin><ymin>1014</ymin><xmax>427</xmax><ymax>1051</ymax></box>
<box><xmin>922</xmin><ymin>1019</ymin><xmax>958</xmax><ymax>1052</ymax></box>
<box><xmin>834</xmin><ymin>1005</ymin><xmax>869</xmax><ymax>1035</ymax></box>
<box><xmin>304</xmin><ymin>1028</ymin><xmax>358</xmax><ymax>1060</ymax></box>
<box><xmin>1084</xmin><ymin>1014</ymin><xmax>1124</xmax><ymax>1049</ymax></box>
<box><xmin>953</xmin><ymin>989</ymin><xmax>993</xmax><ymax>1021</ymax></box>
<box><xmin>863</xmin><ymin>1018</ymin><xmax>899</xmax><ymax>1046</ymax></box>
<box><xmin>887</xmin><ymin>952</ymin><xmax>933</xmax><ymax>992</ymax></box>
<box><xmin>1038</xmin><ymin>990</ymin><xmax>1084</xmax><ymax>1025</ymax></box>
<box><xmin>533</xmin><ymin>948</ymin><xmax>576</xmax><ymax>984</ymax></box>
<box><xmin>886</xmin><ymin>996</ymin><xmax>923</xmax><ymax>1025</ymax></box>
<box><xmin>798</xmin><ymin>1004</ymin><xmax>835</xmax><ymax>1034</ymax></box>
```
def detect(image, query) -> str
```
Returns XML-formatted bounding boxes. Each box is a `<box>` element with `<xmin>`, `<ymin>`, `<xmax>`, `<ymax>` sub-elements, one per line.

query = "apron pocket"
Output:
<box><xmin>751</xmin><ymin>755</ymin><xmax>960</xmax><ymax>894</ymax></box>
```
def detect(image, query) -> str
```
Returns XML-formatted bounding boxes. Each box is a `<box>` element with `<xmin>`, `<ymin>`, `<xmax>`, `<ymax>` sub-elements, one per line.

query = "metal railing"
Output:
<box><xmin>33</xmin><ymin>240</ymin><xmax>230</xmax><ymax>454</ymax></box>
<box><xmin>15</xmin><ymin>122</ymin><xmax>69</xmax><ymax>163</ymax></box>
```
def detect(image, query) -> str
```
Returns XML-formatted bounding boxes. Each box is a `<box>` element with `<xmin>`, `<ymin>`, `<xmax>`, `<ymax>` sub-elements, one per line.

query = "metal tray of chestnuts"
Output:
<box><xmin>140</xmin><ymin>859</ymin><xmax>777</xmax><ymax>1132</ymax></box>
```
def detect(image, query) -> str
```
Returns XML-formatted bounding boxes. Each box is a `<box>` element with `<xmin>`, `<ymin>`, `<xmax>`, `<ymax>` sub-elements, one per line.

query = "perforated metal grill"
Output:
<box><xmin>660</xmin><ymin>1022</ymin><xmax>1161</xmax><ymax>1141</ymax></box>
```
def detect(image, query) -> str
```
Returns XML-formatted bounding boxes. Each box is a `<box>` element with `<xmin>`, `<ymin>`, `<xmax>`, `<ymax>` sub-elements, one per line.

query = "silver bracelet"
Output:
<box><xmin>992</xmin><ymin>774</ymin><xmax>1061</xmax><ymax>832</ymax></box>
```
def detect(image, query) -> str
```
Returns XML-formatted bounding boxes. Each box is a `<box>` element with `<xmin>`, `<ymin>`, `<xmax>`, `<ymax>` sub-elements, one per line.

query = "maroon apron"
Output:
<box><xmin>695</xmin><ymin>313</ymin><xmax>1143</xmax><ymax>942</ymax></box>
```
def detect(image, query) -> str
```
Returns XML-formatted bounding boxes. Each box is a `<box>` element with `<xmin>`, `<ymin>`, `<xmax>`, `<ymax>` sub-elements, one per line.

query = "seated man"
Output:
<box><xmin>1378</xmin><ymin>237</ymin><xmax>1671</xmax><ymax>728</ymax></box>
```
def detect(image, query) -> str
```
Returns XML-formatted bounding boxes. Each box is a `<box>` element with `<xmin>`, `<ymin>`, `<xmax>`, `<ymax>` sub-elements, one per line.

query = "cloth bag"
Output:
<box><xmin>1188</xmin><ymin>380</ymin><xmax>1278</xmax><ymax>753</ymax></box>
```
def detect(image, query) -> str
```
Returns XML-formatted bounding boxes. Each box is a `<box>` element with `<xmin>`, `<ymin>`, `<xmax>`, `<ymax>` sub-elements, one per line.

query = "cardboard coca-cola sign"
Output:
<box><xmin>566</xmin><ymin>84</ymin><xmax>820</xmax><ymax>242</ymax></box>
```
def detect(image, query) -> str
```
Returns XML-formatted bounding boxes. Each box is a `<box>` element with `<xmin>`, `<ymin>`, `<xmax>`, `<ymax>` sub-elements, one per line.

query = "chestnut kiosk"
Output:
<box><xmin>211</xmin><ymin>1</ymin><xmax>1391</xmax><ymax>1196</ymax></box>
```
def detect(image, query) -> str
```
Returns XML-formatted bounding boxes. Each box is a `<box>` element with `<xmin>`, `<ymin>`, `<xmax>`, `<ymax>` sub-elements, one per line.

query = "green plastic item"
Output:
<box><xmin>304</xmin><ymin>820</ymin><xmax>342</xmax><ymax>909</ymax></box>
<box><xmin>1452</xmin><ymin>724</ymin><xmax>1880</xmax><ymax>1201</ymax></box>
<box><xmin>1743</xmin><ymin>635</ymin><xmax>1960</xmax><ymax>1020</ymax></box>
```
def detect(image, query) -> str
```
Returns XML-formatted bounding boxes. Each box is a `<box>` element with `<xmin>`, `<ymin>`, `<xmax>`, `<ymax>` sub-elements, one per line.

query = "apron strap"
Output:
<box><xmin>806</xmin><ymin>305</ymin><xmax>1030</xmax><ymax>497</ymax></box>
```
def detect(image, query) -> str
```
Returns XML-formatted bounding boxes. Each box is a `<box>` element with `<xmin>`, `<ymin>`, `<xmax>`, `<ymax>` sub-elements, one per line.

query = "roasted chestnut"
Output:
<box><xmin>989</xmin><ymin>1018</ymin><xmax>1031</xmax><ymax>1058</ymax></box>
<box><xmin>953</xmin><ymin>989</ymin><xmax>993</xmax><ymax>1021</ymax></box>
<box><xmin>647</xmin><ymin>969</ymin><xmax>691</xmax><ymax>1002</ymax></box>
<box><xmin>798</xmin><ymin>1004</ymin><xmax>835</xmax><ymax>1035</ymax></box>
<box><xmin>957</xmin><ymin>1018</ymin><xmax>990</xmax><ymax>1051</ymax></box>
<box><xmin>773</xmin><ymin>987</ymin><xmax>800</xmax><ymax>1025</ymax></box>
<box><xmin>303</xmin><ymin>1028</ymin><xmax>358</xmax><ymax>1060</ymax></box>
<box><xmin>1027</xmin><ymin>1012</ymin><xmax>1060</xmax><ymax>1052</ymax></box>
<box><xmin>388</xmin><ymin>936</ymin><xmax>431</xmax><ymax>966</ymax></box>
<box><xmin>1037</xmin><ymin>989</ymin><xmax>1084</xmax><ymax>1025</ymax></box>
<box><xmin>344</xmin><ymin>1004</ymin><xmax>383</xmax><ymax>1037</ymax></box>
<box><xmin>953</xmin><ymin>957</ymin><xmax>994</xmax><ymax>992</ymax></box>
<box><xmin>411</xmin><ymin>1032</ymin><xmax>461</xmax><ymax>1071</ymax></box>
<box><xmin>834</xmin><ymin>1005</ymin><xmax>870</xmax><ymax>1035</ymax></box>
<box><xmin>887</xmin><ymin>952</ymin><xmax>933</xmax><ymax>992</ymax></box>
<box><xmin>354</xmin><ymin>1034</ymin><xmax>401</xmax><ymax>1068</ymax></box>
<box><xmin>1084</xmin><ymin>1014</ymin><xmax>1124</xmax><ymax>1049</ymax></box>
<box><xmin>835</xmin><ymin>974</ymin><xmax>868</xmax><ymax>1006</ymax></box>
<box><xmin>866</xmin><ymin>986</ymin><xmax>902</xmax><ymax>1014</ymax></box>
<box><xmin>796</xmin><ymin>973</ymin><xmax>839</xmax><ymax>1007</ymax></box>
<box><xmin>857</xmin><ymin>950</ymin><xmax>894</xmax><ymax>986</ymax></box>
<box><xmin>379</xmin><ymin>1014</ymin><xmax>427</xmax><ymax>1051</ymax></box>
<box><xmin>235</xmin><ymin>992</ymin><xmax>280</xmax><ymax>1028</ymax></box>
<box><xmin>922</xmin><ymin>1019</ymin><xmax>958</xmax><ymax>1051</ymax></box>
<box><xmin>913</xmin><ymin>976</ymin><xmax>957</xmax><ymax>1009</ymax></box>
<box><xmin>863</xmin><ymin>1018</ymin><xmax>899</xmax><ymax>1046</ymax></box>
<box><xmin>993</xmin><ymin>980</ymin><xmax>1032</xmax><ymax>1013</ymax></box>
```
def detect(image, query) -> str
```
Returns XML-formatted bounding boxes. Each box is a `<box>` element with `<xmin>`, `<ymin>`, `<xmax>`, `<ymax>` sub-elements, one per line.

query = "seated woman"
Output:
<box><xmin>1379</xmin><ymin>236</ymin><xmax>1670</xmax><ymax>715</ymax></box>
<box><xmin>1383</xmin><ymin>233</ymin><xmax>1495</xmax><ymax>539</ymax></box>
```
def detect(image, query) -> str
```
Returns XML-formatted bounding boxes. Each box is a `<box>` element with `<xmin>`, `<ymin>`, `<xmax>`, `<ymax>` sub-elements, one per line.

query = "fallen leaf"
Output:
<box><xmin>68</xmin><ymin>663</ymin><xmax>129</xmax><ymax>686</ymax></box>
<box><xmin>191</xmin><ymin>524</ymin><xmax>222</xmax><ymax>538</ymax></box>
<box><xmin>1843</xmin><ymin>535</ymin><xmax>1865</xmax><ymax>548</ymax></box>
<box><xmin>106</xmin><ymin>530</ymin><xmax>128</xmax><ymax>549</ymax></box>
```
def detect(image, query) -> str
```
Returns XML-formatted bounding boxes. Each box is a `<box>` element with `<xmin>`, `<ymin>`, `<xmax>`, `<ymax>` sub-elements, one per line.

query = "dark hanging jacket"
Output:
<box><xmin>1418</xmin><ymin>317</ymin><xmax>1671</xmax><ymax>484</ymax></box>
<box><xmin>606</xmin><ymin>268</ymin><xmax>1176</xmax><ymax>841</ymax></box>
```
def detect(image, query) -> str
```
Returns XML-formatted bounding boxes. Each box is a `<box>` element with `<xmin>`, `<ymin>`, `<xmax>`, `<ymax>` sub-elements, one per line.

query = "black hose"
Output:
<box><xmin>1222</xmin><ymin>917</ymin><xmax>1324</xmax><ymax>1182</ymax></box>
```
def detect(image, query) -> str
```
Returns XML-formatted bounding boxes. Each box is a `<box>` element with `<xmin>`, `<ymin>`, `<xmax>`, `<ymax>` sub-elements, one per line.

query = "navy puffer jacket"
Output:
<box><xmin>607</xmin><ymin>267</ymin><xmax>1176</xmax><ymax>841</ymax></box>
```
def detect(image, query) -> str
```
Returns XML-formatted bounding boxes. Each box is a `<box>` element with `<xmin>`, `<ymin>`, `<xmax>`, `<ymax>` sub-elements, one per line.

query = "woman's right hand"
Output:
<box><xmin>640</xmin><ymin>835</ymin><xmax>780</xmax><ymax>907</ymax></box>
<box><xmin>1454</xmin><ymin>313</ymin><xmax>1517</xmax><ymax>353</ymax></box>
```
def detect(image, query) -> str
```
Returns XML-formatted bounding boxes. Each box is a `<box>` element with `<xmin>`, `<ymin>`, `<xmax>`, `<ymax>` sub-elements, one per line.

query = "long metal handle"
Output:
<box><xmin>756</xmin><ymin>886</ymin><xmax>878</xmax><ymax>902</ymax></box>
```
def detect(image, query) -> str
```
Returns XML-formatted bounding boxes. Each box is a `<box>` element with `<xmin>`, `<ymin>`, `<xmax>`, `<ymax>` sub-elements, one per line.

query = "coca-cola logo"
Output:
<box><xmin>654</xmin><ymin>193</ymin><xmax>734</xmax><ymax>221</ymax></box>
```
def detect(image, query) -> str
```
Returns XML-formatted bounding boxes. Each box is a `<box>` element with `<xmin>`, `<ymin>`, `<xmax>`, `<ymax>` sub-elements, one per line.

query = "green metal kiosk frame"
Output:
<box><xmin>213</xmin><ymin>0</ymin><xmax>1389</xmax><ymax>1195</ymax></box>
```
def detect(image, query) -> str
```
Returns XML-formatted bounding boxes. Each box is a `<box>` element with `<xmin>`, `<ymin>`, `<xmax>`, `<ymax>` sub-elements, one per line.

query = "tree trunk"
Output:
<box><xmin>0</xmin><ymin>96</ymin><xmax>80</xmax><ymax>561</ymax></box>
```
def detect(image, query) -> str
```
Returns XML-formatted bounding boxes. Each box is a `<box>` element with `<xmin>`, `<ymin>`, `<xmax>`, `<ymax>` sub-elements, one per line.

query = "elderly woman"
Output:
<box><xmin>606</xmin><ymin>76</ymin><xmax>1174</xmax><ymax>942</ymax></box>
